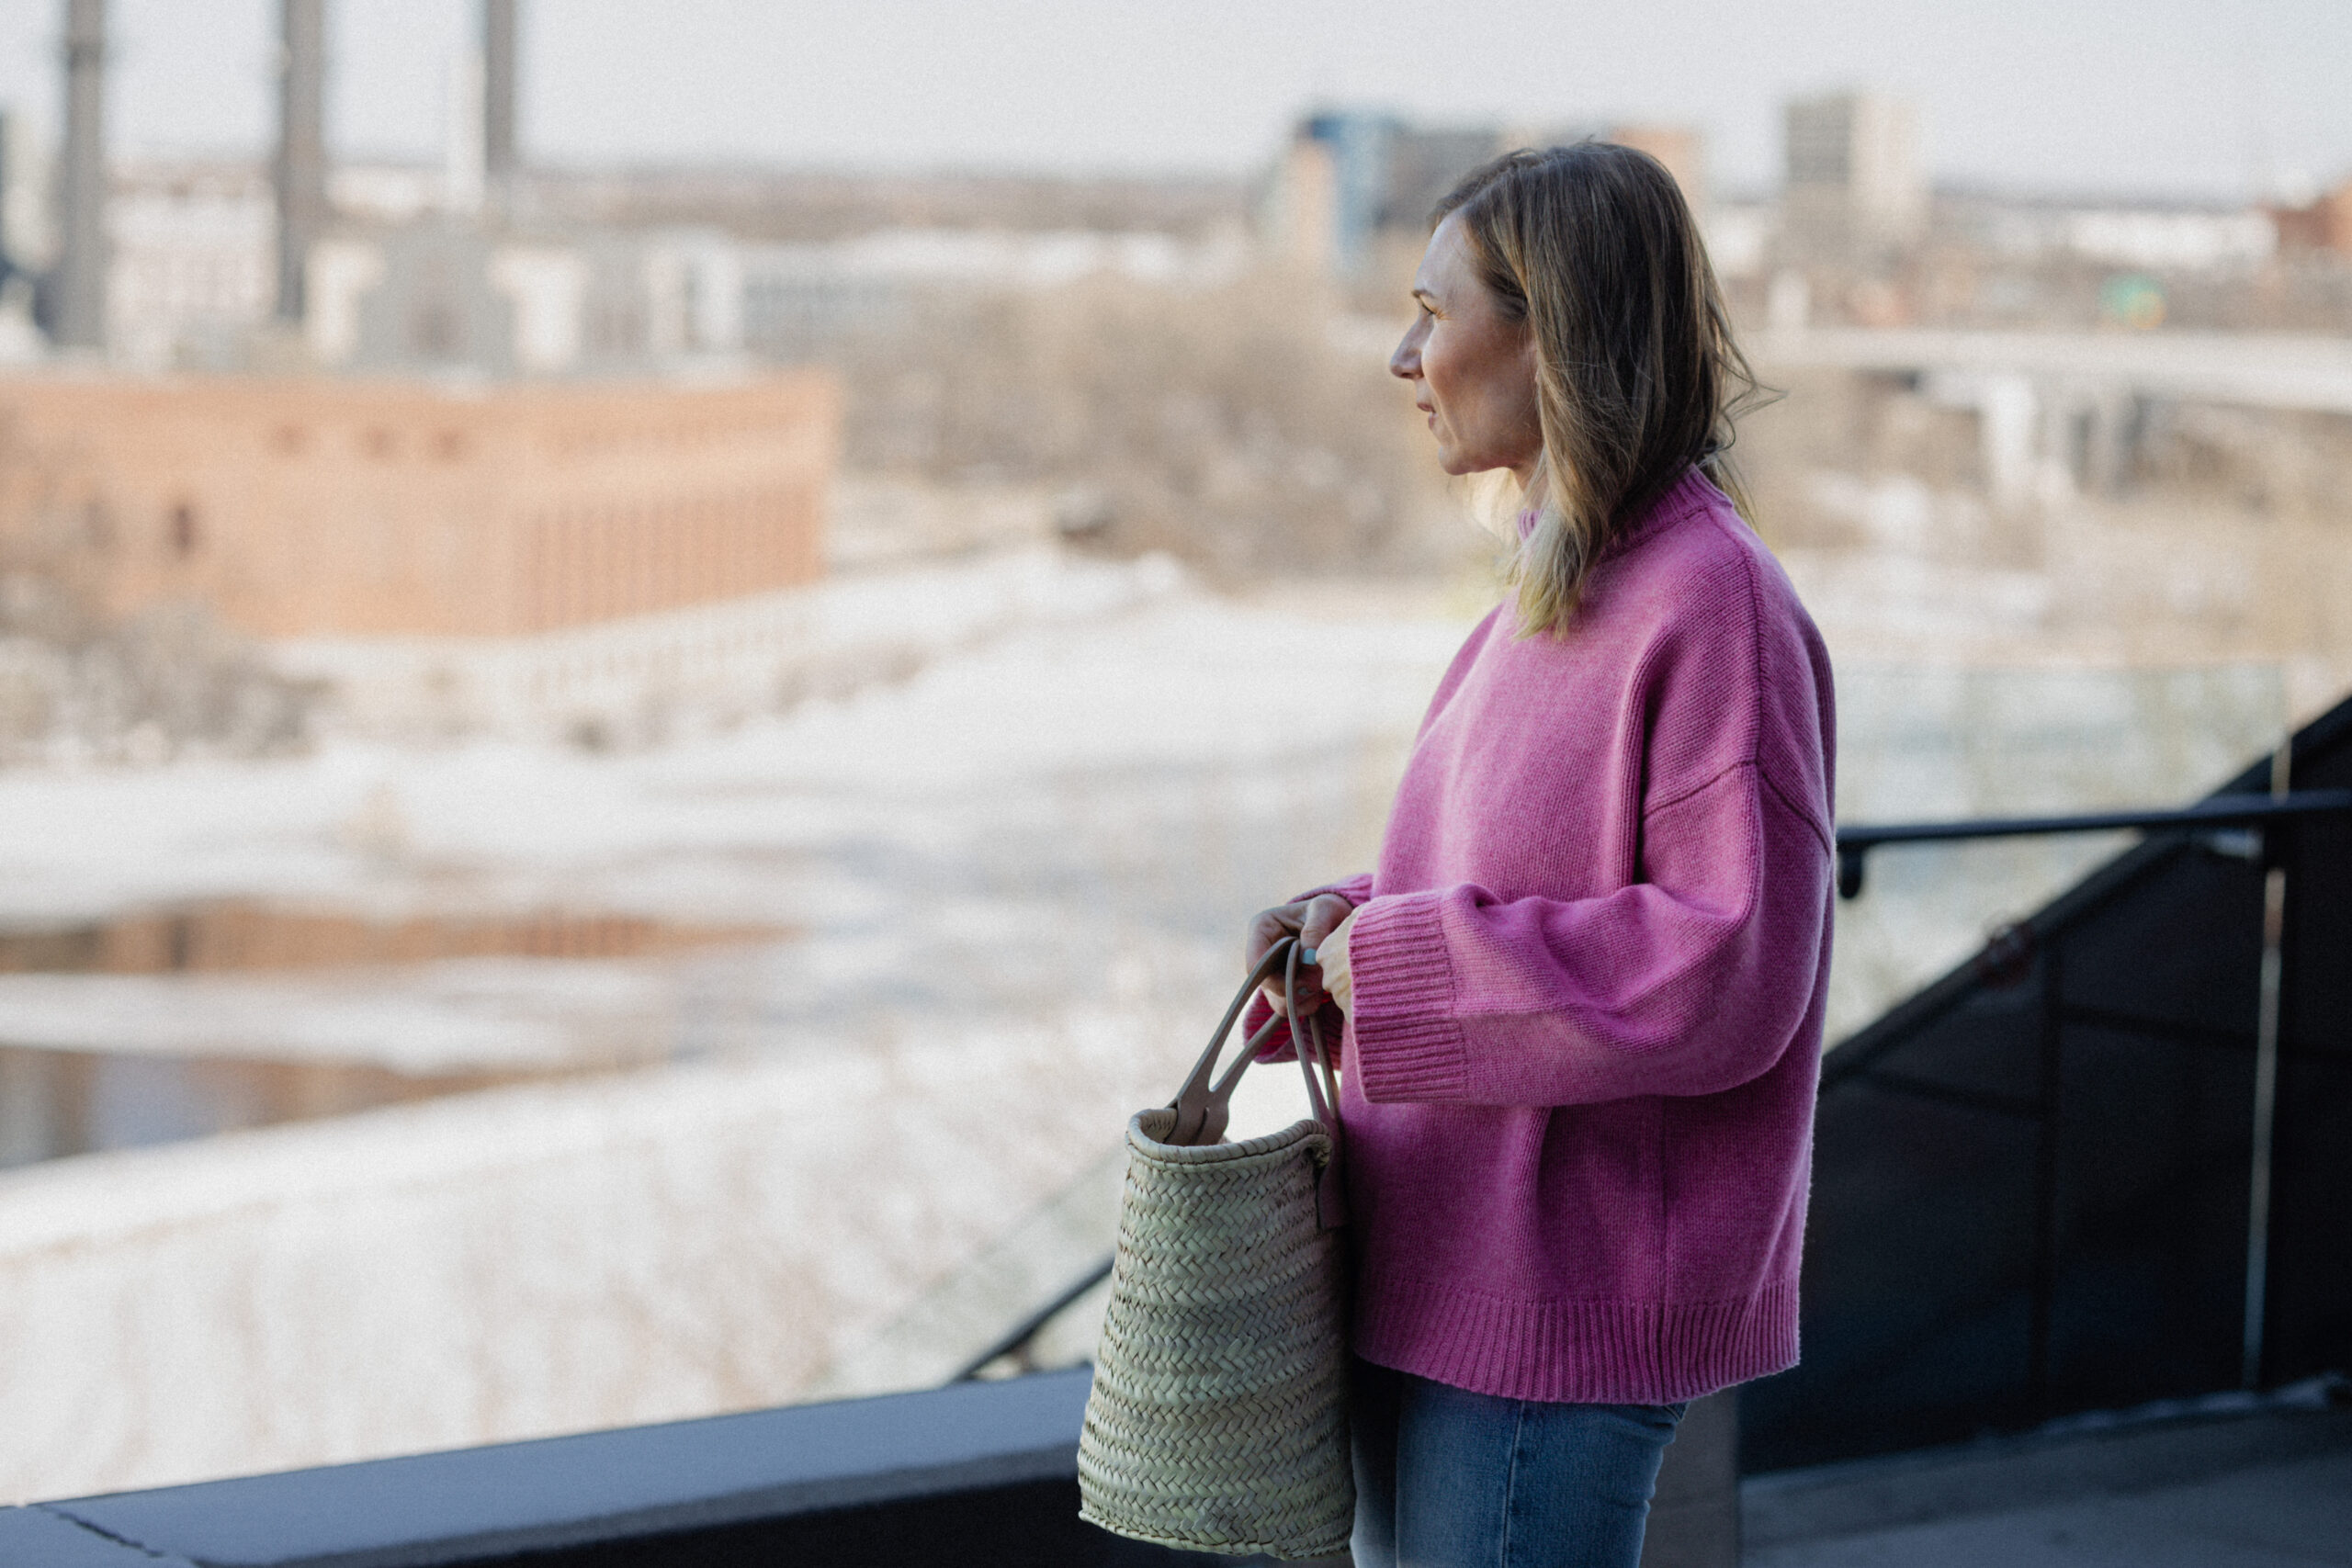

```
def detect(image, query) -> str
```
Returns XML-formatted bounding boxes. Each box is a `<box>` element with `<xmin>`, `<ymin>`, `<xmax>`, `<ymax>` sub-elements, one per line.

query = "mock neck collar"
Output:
<box><xmin>1513</xmin><ymin>466</ymin><xmax>1720</xmax><ymax>558</ymax></box>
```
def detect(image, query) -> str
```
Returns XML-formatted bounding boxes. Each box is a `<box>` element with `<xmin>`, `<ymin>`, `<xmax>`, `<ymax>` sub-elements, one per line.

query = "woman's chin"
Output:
<box><xmin>1435</xmin><ymin>450</ymin><xmax>1508</xmax><ymax>479</ymax></box>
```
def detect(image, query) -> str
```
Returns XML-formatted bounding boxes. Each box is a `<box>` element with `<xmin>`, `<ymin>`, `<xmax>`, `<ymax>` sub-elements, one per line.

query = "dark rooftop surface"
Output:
<box><xmin>1747</xmin><ymin>1395</ymin><xmax>2352</xmax><ymax>1567</ymax></box>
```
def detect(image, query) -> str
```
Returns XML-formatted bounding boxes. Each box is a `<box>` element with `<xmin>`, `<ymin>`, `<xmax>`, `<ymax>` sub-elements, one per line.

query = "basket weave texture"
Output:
<box><xmin>1078</xmin><ymin>1104</ymin><xmax>1353</xmax><ymax>1560</ymax></box>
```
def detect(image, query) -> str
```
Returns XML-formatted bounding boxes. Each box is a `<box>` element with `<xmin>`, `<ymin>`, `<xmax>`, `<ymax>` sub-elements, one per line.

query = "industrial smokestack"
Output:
<box><xmin>51</xmin><ymin>0</ymin><xmax>107</xmax><ymax>350</ymax></box>
<box><xmin>444</xmin><ymin>50</ymin><xmax>484</xmax><ymax>216</ymax></box>
<box><xmin>276</xmin><ymin>0</ymin><xmax>327</xmax><ymax>322</ymax></box>
<box><xmin>482</xmin><ymin>0</ymin><xmax>517</xmax><ymax>216</ymax></box>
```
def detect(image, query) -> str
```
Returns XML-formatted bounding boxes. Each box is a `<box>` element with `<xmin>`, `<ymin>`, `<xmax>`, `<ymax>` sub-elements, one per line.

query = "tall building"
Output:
<box><xmin>1605</xmin><ymin>125</ymin><xmax>1707</xmax><ymax>223</ymax></box>
<box><xmin>1268</xmin><ymin>112</ymin><xmax>1712</xmax><ymax>277</ymax></box>
<box><xmin>1265</xmin><ymin>113</ymin><xmax>1500</xmax><ymax>276</ymax></box>
<box><xmin>1782</xmin><ymin>90</ymin><xmax>1926</xmax><ymax>264</ymax></box>
<box><xmin>1511</xmin><ymin>120</ymin><xmax>1710</xmax><ymax>219</ymax></box>
<box><xmin>2272</xmin><ymin>178</ymin><xmax>2352</xmax><ymax>258</ymax></box>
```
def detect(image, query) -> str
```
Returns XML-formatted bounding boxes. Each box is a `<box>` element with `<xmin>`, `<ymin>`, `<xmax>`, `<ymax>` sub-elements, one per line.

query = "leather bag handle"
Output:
<box><xmin>1166</xmin><ymin>937</ymin><xmax>1345</xmax><ymax>1167</ymax></box>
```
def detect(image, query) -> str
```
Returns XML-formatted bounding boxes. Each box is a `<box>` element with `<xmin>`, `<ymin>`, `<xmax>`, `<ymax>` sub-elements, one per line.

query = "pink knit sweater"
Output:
<box><xmin>1259</xmin><ymin>466</ymin><xmax>1836</xmax><ymax>1404</ymax></box>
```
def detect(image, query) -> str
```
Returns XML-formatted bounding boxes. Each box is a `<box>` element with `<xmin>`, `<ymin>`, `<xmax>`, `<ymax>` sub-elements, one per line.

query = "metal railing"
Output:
<box><xmin>1747</xmin><ymin>724</ymin><xmax>2352</xmax><ymax>1470</ymax></box>
<box><xmin>1832</xmin><ymin>787</ymin><xmax>2352</xmax><ymax>898</ymax></box>
<box><xmin>978</xmin><ymin>788</ymin><xmax>2352</xmax><ymax>1396</ymax></box>
<box><xmin>1830</xmin><ymin>783</ymin><xmax>2352</xmax><ymax>1399</ymax></box>
<box><xmin>951</xmin><ymin>1258</ymin><xmax>1115</xmax><ymax>1382</ymax></box>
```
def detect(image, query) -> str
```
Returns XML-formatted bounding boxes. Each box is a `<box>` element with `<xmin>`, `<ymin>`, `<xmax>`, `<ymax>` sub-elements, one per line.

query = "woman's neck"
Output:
<box><xmin>1514</xmin><ymin>464</ymin><xmax>1547</xmax><ymax>512</ymax></box>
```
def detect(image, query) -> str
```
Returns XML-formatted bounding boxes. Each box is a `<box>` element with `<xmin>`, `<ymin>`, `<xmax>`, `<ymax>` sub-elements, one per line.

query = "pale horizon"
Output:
<box><xmin>0</xmin><ymin>0</ymin><xmax>2346</xmax><ymax>202</ymax></box>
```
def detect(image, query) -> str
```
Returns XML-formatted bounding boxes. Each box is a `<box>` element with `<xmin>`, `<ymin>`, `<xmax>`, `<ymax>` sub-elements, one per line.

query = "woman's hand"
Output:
<box><xmin>1313</xmin><ymin>910</ymin><xmax>1356</xmax><ymax>1013</ymax></box>
<box><xmin>1248</xmin><ymin>896</ymin><xmax>1358</xmax><ymax>1012</ymax></box>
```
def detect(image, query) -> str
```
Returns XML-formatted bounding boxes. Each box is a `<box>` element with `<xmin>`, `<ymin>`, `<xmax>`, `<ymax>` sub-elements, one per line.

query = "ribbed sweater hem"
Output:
<box><xmin>1348</xmin><ymin>892</ymin><xmax>1469</xmax><ymax>1100</ymax></box>
<box><xmin>1351</xmin><ymin>1270</ymin><xmax>1800</xmax><ymax>1404</ymax></box>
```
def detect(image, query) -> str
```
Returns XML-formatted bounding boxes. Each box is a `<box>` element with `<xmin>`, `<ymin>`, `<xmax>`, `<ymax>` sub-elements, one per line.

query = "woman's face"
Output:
<box><xmin>1390</xmin><ymin>213</ymin><xmax>1543</xmax><ymax>484</ymax></box>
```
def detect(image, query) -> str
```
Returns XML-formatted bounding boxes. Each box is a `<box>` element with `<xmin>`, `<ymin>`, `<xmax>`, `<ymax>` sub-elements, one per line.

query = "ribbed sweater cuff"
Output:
<box><xmin>1349</xmin><ymin>892</ymin><xmax>1469</xmax><ymax>1101</ymax></box>
<box><xmin>1303</xmin><ymin>873</ymin><xmax>1375</xmax><ymax>908</ymax></box>
<box><xmin>1241</xmin><ymin>992</ymin><xmax>1344</xmax><ymax>1068</ymax></box>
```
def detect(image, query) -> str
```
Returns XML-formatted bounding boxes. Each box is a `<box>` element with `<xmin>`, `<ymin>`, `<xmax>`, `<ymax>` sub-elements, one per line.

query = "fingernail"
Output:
<box><xmin>1301</xmin><ymin>948</ymin><xmax>1317</xmax><ymax>964</ymax></box>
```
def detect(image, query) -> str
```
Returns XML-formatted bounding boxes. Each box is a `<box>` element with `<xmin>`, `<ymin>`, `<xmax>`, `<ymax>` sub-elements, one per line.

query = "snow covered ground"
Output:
<box><xmin>0</xmin><ymin>553</ymin><xmax>1462</xmax><ymax>1075</ymax></box>
<box><xmin>0</xmin><ymin>551</ymin><xmax>1470</xmax><ymax>1501</ymax></box>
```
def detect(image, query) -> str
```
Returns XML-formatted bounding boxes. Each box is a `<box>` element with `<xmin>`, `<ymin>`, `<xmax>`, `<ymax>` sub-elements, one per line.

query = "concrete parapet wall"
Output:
<box><xmin>0</xmin><ymin>1005</ymin><xmax>1187</xmax><ymax>1505</ymax></box>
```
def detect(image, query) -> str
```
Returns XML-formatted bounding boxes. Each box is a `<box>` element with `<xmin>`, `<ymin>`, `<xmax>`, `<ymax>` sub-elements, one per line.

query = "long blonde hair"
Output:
<box><xmin>1434</xmin><ymin>143</ymin><xmax>1766</xmax><ymax>636</ymax></box>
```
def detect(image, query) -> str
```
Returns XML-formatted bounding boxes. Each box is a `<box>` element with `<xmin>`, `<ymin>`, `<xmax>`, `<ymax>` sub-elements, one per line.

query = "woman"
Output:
<box><xmin>1247</xmin><ymin>143</ymin><xmax>1835</xmax><ymax>1568</ymax></box>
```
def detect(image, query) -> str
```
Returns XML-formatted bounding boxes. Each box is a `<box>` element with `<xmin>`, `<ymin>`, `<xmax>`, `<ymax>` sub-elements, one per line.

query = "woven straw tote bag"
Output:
<box><xmin>1079</xmin><ymin>936</ymin><xmax>1353</xmax><ymax>1561</ymax></box>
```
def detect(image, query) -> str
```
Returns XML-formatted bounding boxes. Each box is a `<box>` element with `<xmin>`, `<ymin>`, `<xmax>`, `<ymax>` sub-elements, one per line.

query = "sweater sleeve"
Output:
<box><xmin>1344</xmin><ymin>761</ymin><xmax>1831</xmax><ymax>1106</ymax></box>
<box><xmin>1298</xmin><ymin>874</ymin><xmax>1375</xmax><ymax>909</ymax></box>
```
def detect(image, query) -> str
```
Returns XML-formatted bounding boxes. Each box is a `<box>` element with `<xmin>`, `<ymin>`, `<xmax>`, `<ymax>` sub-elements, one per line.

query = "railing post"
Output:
<box><xmin>2242</xmin><ymin>740</ymin><xmax>2290</xmax><ymax>1390</ymax></box>
<box><xmin>2030</xmin><ymin>940</ymin><xmax>2062</xmax><ymax>1421</ymax></box>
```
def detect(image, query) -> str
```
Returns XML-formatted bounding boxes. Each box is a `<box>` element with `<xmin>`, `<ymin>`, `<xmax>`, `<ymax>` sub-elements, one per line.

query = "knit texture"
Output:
<box><xmin>1253</xmin><ymin>467</ymin><xmax>1836</xmax><ymax>1404</ymax></box>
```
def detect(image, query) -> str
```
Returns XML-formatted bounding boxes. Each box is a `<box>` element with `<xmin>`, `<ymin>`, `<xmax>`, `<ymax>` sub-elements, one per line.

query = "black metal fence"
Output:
<box><xmin>1742</xmin><ymin>694</ymin><xmax>2352</xmax><ymax>1472</ymax></box>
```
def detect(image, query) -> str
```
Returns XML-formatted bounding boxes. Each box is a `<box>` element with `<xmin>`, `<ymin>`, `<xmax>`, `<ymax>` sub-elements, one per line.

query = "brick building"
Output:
<box><xmin>0</xmin><ymin>372</ymin><xmax>834</xmax><ymax>639</ymax></box>
<box><xmin>2272</xmin><ymin>179</ymin><xmax>2352</xmax><ymax>259</ymax></box>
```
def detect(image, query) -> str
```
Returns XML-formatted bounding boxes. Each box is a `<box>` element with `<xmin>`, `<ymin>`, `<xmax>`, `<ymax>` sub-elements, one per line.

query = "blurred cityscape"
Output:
<box><xmin>0</xmin><ymin>0</ymin><xmax>2347</xmax><ymax>1515</ymax></box>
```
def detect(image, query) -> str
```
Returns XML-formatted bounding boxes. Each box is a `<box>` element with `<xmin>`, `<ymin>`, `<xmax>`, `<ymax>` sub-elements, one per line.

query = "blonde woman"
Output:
<box><xmin>1249</xmin><ymin>144</ymin><xmax>1835</xmax><ymax>1568</ymax></box>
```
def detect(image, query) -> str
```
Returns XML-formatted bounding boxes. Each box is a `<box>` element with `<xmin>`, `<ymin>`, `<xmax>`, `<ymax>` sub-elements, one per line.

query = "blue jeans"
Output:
<box><xmin>1349</xmin><ymin>1358</ymin><xmax>1685</xmax><ymax>1568</ymax></box>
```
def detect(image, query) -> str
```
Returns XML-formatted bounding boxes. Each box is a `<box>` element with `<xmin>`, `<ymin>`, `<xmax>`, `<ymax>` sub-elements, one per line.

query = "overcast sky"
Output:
<box><xmin>0</xmin><ymin>0</ymin><xmax>2346</xmax><ymax>199</ymax></box>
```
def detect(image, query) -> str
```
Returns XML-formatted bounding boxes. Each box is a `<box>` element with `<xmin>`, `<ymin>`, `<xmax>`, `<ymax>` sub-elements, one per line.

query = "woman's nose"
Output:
<box><xmin>1389</xmin><ymin>325</ymin><xmax>1422</xmax><ymax>380</ymax></box>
